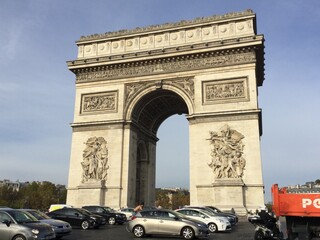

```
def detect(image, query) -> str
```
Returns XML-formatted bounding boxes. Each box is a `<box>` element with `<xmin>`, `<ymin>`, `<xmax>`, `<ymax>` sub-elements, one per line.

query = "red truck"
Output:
<box><xmin>272</xmin><ymin>183</ymin><xmax>320</xmax><ymax>239</ymax></box>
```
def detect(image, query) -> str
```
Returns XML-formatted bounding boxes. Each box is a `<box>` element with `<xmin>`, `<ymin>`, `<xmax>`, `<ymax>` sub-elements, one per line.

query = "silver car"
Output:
<box><xmin>0</xmin><ymin>209</ymin><xmax>56</xmax><ymax>240</ymax></box>
<box><xmin>22</xmin><ymin>209</ymin><xmax>72</xmax><ymax>239</ymax></box>
<box><xmin>127</xmin><ymin>209</ymin><xmax>209</xmax><ymax>239</ymax></box>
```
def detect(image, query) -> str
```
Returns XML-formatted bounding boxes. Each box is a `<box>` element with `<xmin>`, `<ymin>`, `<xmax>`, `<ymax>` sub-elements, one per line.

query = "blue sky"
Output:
<box><xmin>1</xmin><ymin>0</ymin><xmax>319</xmax><ymax>202</ymax></box>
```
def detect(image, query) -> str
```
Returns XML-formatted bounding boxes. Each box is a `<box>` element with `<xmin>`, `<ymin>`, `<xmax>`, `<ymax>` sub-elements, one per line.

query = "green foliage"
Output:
<box><xmin>156</xmin><ymin>190</ymin><xmax>171</xmax><ymax>209</ymax></box>
<box><xmin>0</xmin><ymin>181</ymin><xmax>66</xmax><ymax>211</ymax></box>
<box><xmin>171</xmin><ymin>191</ymin><xmax>190</xmax><ymax>210</ymax></box>
<box><xmin>155</xmin><ymin>189</ymin><xmax>190</xmax><ymax>210</ymax></box>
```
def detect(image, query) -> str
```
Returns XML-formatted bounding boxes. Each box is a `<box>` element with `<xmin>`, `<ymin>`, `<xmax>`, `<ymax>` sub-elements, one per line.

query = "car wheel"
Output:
<box><xmin>181</xmin><ymin>226</ymin><xmax>195</xmax><ymax>240</ymax></box>
<box><xmin>254</xmin><ymin>230</ymin><xmax>265</xmax><ymax>240</ymax></box>
<box><xmin>13</xmin><ymin>235</ymin><xmax>26</xmax><ymax>240</ymax></box>
<box><xmin>208</xmin><ymin>222</ymin><xmax>218</xmax><ymax>233</ymax></box>
<box><xmin>133</xmin><ymin>225</ymin><xmax>145</xmax><ymax>238</ymax></box>
<box><xmin>108</xmin><ymin>217</ymin><xmax>116</xmax><ymax>225</ymax></box>
<box><xmin>81</xmin><ymin>220</ymin><xmax>90</xmax><ymax>230</ymax></box>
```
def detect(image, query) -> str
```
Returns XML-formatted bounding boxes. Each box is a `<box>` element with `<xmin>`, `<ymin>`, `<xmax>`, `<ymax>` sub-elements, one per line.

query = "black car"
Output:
<box><xmin>82</xmin><ymin>206</ymin><xmax>127</xmax><ymax>225</ymax></box>
<box><xmin>47</xmin><ymin>207</ymin><xmax>104</xmax><ymax>230</ymax></box>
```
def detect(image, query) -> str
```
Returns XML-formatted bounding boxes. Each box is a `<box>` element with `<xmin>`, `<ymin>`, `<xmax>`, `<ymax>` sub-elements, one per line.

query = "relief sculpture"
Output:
<box><xmin>207</xmin><ymin>125</ymin><xmax>246</xmax><ymax>179</ymax></box>
<box><xmin>206</xmin><ymin>81</ymin><xmax>244</xmax><ymax>101</ymax></box>
<box><xmin>81</xmin><ymin>137</ymin><xmax>109</xmax><ymax>183</ymax></box>
<box><xmin>82</xmin><ymin>92</ymin><xmax>117</xmax><ymax>113</ymax></box>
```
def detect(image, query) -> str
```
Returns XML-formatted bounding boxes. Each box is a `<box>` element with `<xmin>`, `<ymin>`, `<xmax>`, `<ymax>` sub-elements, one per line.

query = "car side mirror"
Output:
<box><xmin>174</xmin><ymin>216</ymin><xmax>179</xmax><ymax>221</ymax></box>
<box><xmin>75</xmin><ymin>213</ymin><xmax>79</xmax><ymax>216</ymax></box>
<box><xmin>200</xmin><ymin>214</ymin><xmax>205</xmax><ymax>218</ymax></box>
<box><xmin>2</xmin><ymin>219</ymin><xmax>11</xmax><ymax>227</ymax></box>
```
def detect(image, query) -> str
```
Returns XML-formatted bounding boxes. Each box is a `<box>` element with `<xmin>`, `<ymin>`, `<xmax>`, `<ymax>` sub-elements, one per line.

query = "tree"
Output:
<box><xmin>171</xmin><ymin>191</ymin><xmax>190</xmax><ymax>210</ymax></box>
<box><xmin>0</xmin><ymin>181</ymin><xmax>67</xmax><ymax>211</ymax></box>
<box><xmin>156</xmin><ymin>190</ymin><xmax>171</xmax><ymax>209</ymax></box>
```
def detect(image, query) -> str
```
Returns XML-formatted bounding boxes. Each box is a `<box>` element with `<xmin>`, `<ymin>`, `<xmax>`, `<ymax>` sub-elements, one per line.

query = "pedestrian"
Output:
<box><xmin>134</xmin><ymin>201</ymin><xmax>144</xmax><ymax>213</ymax></box>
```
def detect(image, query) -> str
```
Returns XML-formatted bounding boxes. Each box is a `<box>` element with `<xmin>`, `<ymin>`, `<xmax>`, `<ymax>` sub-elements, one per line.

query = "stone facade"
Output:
<box><xmin>66</xmin><ymin>10</ymin><xmax>265</xmax><ymax>214</ymax></box>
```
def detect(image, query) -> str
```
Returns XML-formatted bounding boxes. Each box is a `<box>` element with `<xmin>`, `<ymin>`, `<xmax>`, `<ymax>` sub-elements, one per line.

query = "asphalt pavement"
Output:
<box><xmin>60</xmin><ymin>216</ymin><xmax>256</xmax><ymax>240</ymax></box>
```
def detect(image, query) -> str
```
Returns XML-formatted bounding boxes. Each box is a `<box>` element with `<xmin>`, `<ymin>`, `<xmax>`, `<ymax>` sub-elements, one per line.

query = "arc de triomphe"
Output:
<box><xmin>66</xmin><ymin>10</ymin><xmax>265</xmax><ymax>214</ymax></box>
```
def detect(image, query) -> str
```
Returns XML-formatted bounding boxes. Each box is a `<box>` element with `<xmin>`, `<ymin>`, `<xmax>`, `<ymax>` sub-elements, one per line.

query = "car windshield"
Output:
<box><xmin>164</xmin><ymin>210</ymin><xmax>181</xmax><ymax>218</ymax></box>
<box><xmin>102</xmin><ymin>207</ymin><xmax>113</xmax><ymax>212</ymax></box>
<box><xmin>199</xmin><ymin>209</ymin><xmax>216</xmax><ymax>217</ymax></box>
<box><xmin>9</xmin><ymin>210</ymin><xmax>39</xmax><ymax>223</ymax></box>
<box><xmin>209</xmin><ymin>206</ymin><xmax>222</xmax><ymax>213</ymax></box>
<box><xmin>78</xmin><ymin>208</ymin><xmax>90</xmax><ymax>215</ymax></box>
<box><xmin>28</xmin><ymin>210</ymin><xmax>50</xmax><ymax>220</ymax></box>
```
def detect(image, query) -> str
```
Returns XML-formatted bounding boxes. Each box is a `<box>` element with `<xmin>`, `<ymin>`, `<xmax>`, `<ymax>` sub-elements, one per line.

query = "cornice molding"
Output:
<box><xmin>72</xmin><ymin>47</ymin><xmax>257</xmax><ymax>83</ymax></box>
<box><xmin>78</xmin><ymin>9</ymin><xmax>255</xmax><ymax>42</ymax></box>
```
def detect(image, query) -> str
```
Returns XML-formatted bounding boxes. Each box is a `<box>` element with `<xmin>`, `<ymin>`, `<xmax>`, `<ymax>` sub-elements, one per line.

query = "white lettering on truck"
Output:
<box><xmin>302</xmin><ymin>198</ymin><xmax>320</xmax><ymax>208</ymax></box>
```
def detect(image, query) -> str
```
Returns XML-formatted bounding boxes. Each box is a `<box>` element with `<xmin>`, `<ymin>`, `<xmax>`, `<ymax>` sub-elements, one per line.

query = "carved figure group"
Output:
<box><xmin>81</xmin><ymin>137</ymin><xmax>109</xmax><ymax>183</ymax></box>
<box><xmin>83</xmin><ymin>95</ymin><xmax>115</xmax><ymax>112</ymax></box>
<box><xmin>207</xmin><ymin>125</ymin><xmax>246</xmax><ymax>179</ymax></box>
<box><xmin>206</xmin><ymin>82</ymin><xmax>244</xmax><ymax>100</ymax></box>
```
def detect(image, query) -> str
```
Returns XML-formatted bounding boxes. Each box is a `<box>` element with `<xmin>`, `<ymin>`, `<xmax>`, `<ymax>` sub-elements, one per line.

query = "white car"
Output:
<box><xmin>175</xmin><ymin>208</ymin><xmax>231</xmax><ymax>233</ymax></box>
<box><xmin>118</xmin><ymin>207</ymin><xmax>135</xmax><ymax>220</ymax></box>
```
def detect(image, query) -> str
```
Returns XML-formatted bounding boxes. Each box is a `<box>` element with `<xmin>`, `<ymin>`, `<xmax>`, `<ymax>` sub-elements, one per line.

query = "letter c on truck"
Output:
<box><xmin>314</xmin><ymin>199</ymin><xmax>320</xmax><ymax>208</ymax></box>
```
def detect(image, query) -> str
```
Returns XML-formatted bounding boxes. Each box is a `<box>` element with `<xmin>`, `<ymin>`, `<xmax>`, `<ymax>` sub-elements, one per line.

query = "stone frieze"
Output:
<box><xmin>81</xmin><ymin>91</ymin><xmax>118</xmax><ymax>114</ymax></box>
<box><xmin>76</xmin><ymin>50</ymin><xmax>256</xmax><ymax>82</ymax></box>
<box><xmin>203</xmin><ymin>78</ymin><xmax>248</xmax><ymax>104</ymax></box>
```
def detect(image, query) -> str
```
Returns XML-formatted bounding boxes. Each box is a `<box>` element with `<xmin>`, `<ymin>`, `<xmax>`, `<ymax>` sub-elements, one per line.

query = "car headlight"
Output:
<box><xmin>197</xmin><ymin>223</ymin><xmax>206</xmax><ymax>228</ymax></box>
<box><xmin>31</xmin><ymin>229</ymin><xmax>39</xmax><ymax>235</ymax></box>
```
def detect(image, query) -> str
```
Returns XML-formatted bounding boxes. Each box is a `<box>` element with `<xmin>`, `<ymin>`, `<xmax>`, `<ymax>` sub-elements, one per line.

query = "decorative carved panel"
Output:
<box><xmin>75</xmin><ymin>51</ymin><xmax>256</xmax><ymax>82</ymax></box>
<box><xmin>124</xmin><ymin>76</ymin><xmax>194</xmax><ymax>110</ymax></box>
<box><xmin>207</xmin><ymin>125</ymin><xmax>246</xmax><ymax>180</ymax></box>
<box><xmin>81</xmin><ymin>91</ymin><xmax>118</xmax><ymax>114</ymax></box>
<box><xmin>203</xmin><ymin>77</ymin><xmax>248</xmax><ymax>104</ymax></box>
<box><xmin>81</xmin><ymin>137</ymin><xmax>109</xmax><ymax>183</ymax></box>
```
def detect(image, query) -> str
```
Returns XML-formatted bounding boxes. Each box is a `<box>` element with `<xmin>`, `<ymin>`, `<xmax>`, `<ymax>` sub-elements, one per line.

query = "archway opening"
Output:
<box><xmin>156</xmin><ymin>114</ymin><xmax>189</xmax><ymax>190</ymax></box>
<box><xmin>130</xmin><ymin>89</ymin><xmax>190</xmax><ymax>205</ymax></box>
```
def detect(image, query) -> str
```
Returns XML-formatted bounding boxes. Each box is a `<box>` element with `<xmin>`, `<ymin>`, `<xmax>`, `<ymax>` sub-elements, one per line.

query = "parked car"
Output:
<box><xmin>48</xmin><ymin>204</ymin><xmax>73</xmax><ymax>212</ymax></box>
<box><xmin>82</xmin><ymin>205</ymin><xmax>127</xmax><ymax>225</ymax></box>
<box><xmin>184</xmin><ymin>205</ymin><xmax>237</xmax><ymax>226</ymax></box>
<box><xmin>176</xmin><ymin>208</ymin><xmax>231</xmax><ymax>233</ymax></box>
<box><xmin>0</xmin><ymin>208</ymin><xmax>56</xmax><ymax>240</ymax></box>
<box><xmin>118</xmin><ymin>207</ymin><xmax>135</xmax><ymax>220</ymax></box>
<box><xmin>22</xmin><ymin>209</ymin><xmax>72</xmax><ymax>239</ymax></box>
<box><xmin>127</xmin><ymin>208</ymin><xmax>209</xmax><ymax>239</ymax></box>
<box><xmin>47</xmin><ymin>207</ymin><xmax>101</xmax><ymax>230</ymax></box>
<box><xmin>205</xmin><ymin>206</ymin><xmax>238</xmax><ymax>225</ymax></box>
<box><xmin>80</xmin><ymin>208</ymin><xmax>106</xmax><ymax>226</ymax></box>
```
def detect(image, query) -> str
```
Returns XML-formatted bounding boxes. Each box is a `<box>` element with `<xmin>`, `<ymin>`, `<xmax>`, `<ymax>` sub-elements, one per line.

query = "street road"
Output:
<box><xmin>60</xmin><ymin>217</ymin><xmax>255</xmax><ymax>240</ymax></box>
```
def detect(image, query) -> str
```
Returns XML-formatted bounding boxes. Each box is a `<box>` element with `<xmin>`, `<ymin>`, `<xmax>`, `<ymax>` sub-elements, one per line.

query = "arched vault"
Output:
<box><xmin>129</xmin><ymin>89</ymin><xmax>189</xmax><ymax>135</ymax></box>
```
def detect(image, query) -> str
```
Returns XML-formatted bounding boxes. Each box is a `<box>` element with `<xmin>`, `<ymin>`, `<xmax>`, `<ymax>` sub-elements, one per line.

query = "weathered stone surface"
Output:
<box><xmin>66</xmin><ymin>10</ymin><xmax>265</xmax><ymax>213</ymax></box>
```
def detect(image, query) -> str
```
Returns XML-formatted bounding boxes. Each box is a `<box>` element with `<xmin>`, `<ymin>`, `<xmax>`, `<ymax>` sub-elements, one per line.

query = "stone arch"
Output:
<box><xmin>66</xmin><ymin>10</ymin><xmax>265</xmax><ymax>214</ymax></box>
<box><xmin>125</xmin><ymin>79</ymin><xmax>195</xmax><ymax>124</ymax></box>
